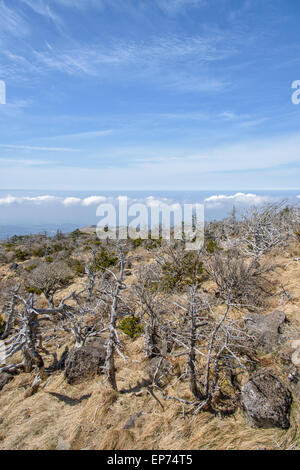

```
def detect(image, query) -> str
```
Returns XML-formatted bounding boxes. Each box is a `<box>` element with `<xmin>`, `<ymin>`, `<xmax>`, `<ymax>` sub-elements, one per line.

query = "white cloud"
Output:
<box><xmin>47</xmin><ymin>0</ymin><xmax>206</xmax><ymax>14</ymax></box>
<box><xmin>62</xmin><ymin>197</ymin><xmax>81</xmax><ymax>207</ymax></box>
<box><xmin>0</xmin><ymin>194</ymin><xmax>60</xmax><ymax>205</ymax></box>
<box><xmin>30</xmin><ymin>32</ymin><xmax>235</xmax><ymax>85</ymax></box>
<box><xmin>146</xmin><ymin>197</ymin><xmax>164</xmax><ymax>208</ymax></box>
<box><xmin>0</xmin><ymin>194</ymin><xmax>108</xmax><ymax>207</ymax></box>
<box><xmin>0</xmin><ymin>1</ymin><xmax>29</xmax><ymax>38</ymax></box>
<box><xmin>0</xmin><ymin>158</ymin><xmax>54</xmax><ymax>166</ymax></box>
<box><xmin>81</xmin><ymin>196</ymin><xmax>107</xmax><ymax>206</ymax></box>
<box><xmin>0</xmin><ymin>144</ymin><xmax>79</xmax><ymax>152</ymax></box>
<box><xmin>1</xmin><ymin>131</ymin><xmax>300</xmax><ymax>190</ymax></box>
<box><xmin>20</xmin><ymin>0</ymin><xmax>60</xmax><ymax>24</ymax></box>
<box><xmin>157</xmin><ymin>0</ymin><xmax>206</xmax><ymax>14</ymax></box>
<box><xmin>204</xmin><ymin>192</ymin><xmax>272</xmax><ymax>208</ymax></box>
<box><xmin>52</xmin><ymin>130</ymin><xmax>113</xmax><ymax>140</ymax></box>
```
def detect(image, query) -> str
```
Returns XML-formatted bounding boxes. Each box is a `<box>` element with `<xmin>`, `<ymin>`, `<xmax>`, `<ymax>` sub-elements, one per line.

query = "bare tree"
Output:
<box><xmin>206</xmin><ymin>250</ymin><xmax>274</xmax><ymax>309</ymax></box>
<box><xmin>85</xmin><ymin>266</ymin><xmax>96</xmax><ymax>301</ymax></box>
<box><xmin>0</xmin><ymin>284</ymin><xmax>20</xmax><ymax>340</ymax></box>
<box><xmin>240</xmin><ymin>202</ymin><xmax>290</xmax><ymax>259</ymax></box>
<box><xmin>26</xmin><ymin>261</ymin><xmax>72</xmax><ymax>308</ymax></box>
<box><xmin>0</xmin><ymin>292</ymin><xmax>49</xmax><ymax>396</ymax></box>
<box><xmin>133</xmin><ymin>265</ymin><xmax>167</xmax><ymax>358</ymax></box>
<box><xmin>56</xmin><ymin>290</ymin><xmax>107</xmax><ymax>348</ymax></box>
<box><xmin>162</xmin><ymin>286</ymin><xmax>251</xmax><ymax>415</ymax></box>
<box><xmin>100</xmin><ymin>246</ymin><xmax>127</xmax><ymax>390</ymax></box>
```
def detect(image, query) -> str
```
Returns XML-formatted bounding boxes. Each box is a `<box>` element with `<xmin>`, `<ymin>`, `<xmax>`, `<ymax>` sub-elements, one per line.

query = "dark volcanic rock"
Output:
<box><xmin>0</xmin><ymin>372</ymin><xmax>13</xmax><ymax>391</ymax></box>
<box><xmin>9</xmin><ymin>262</ymin><xmax>19</xmax><ymax>270</ymax></box>
<box><xmin>245</xmin><ymin>310</ymin><xmax>286</xmax><ymax>353</ymax></box>
<box><xmin>241</xmin><ymin>371</ymin><xmax>292</xmax><ymax>429</ymax></box>
<box><xmin>64</xmin><ymin>337</ymin><xmax>106</xmax><ymax>385</ymax></box>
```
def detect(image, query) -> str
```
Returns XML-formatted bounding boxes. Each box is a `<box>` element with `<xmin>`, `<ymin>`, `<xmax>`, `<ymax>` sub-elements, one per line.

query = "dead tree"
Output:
<box><xmin>133</xmin><ymin>265</ymin><xmax>166</xmax><ymax>358</ymax></box>
<box><xmin>0</xmin><ymin>293</ymin><xmax>48</xmax><ymax>395</ymax></box>
<box><xmin>56</xmin><ymin>290</ymin><xmax>107</xmax><ymax>348</ymax></box>
<box><xmin>240</xmin><ymin>202</ymin><xmax>289</xmax><ymax>259</ymax></box>
<box><xmin>85</xmin><ymin>266</ymin><xmax>96</xmax><ymax>301</ymax></box>
<box><xmin>169</xmin><ymin>287</ymin><xmax>210</xmax><ymax>402</ymax></box>
<box><xmin>163</xmin><ymin>286</ymin><xmax>251</xmax><ymax>415</ymax></box>
<box><xmin>0</xmin><ymin>284</ymin><xmax>20</xmax><ymax>340</ymax></box>
<box><xmin>26</xmin><ymin>261</ymin><xmax>72</xmax><ymax>308</ymax></box>
<box><xmin>100</xmin><ymin>247</ymin><xmax>127</xmax><ymax>390</ymax></box>
<box><xmin>206</xmin><ymin>250</ymin><xmax>274</xmax><ymax>310</ymax></box>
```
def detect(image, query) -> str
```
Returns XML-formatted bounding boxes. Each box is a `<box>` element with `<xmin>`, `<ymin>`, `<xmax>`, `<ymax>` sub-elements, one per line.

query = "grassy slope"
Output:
<box><xmin>0</xmin><ymin>244</ymin><xmax>300</xmax><ymax>450</ymax></box>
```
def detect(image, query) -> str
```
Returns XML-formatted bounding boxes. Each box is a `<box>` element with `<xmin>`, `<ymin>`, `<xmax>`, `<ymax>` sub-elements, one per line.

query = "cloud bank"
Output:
<box><xmin>204</xmin><ymin>192</ymin><xmax>272</xmax><ymax>208</ymax></box>
<box><xmin>0</xmin><ymin>192</ymin><xmax>277</xmax><ymax>210</ymax></box>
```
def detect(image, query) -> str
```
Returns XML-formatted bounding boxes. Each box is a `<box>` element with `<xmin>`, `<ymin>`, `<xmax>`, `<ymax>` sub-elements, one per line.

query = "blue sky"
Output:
<box><xmin>1</xmin><ymin>0</ymin><xmax>300</xmax><ymax>190</ymax></box>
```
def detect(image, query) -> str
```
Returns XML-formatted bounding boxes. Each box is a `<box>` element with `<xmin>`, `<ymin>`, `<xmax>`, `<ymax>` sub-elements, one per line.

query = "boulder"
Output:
<box><xmin>241</xmin><ymin>371</ymin><xmax>292</xmax><ymax>429</ymax></box>
<box><xmin>291</xmin><ymin>349</ymin><xmax>300</xmax><ymax>368</ymax></box>
<box><xmin>9</xmin><ymin>262</ymin><xmax>19</xmax><ymax>271</ymax></box>
<box><xmin>245</xmin><ymin>310</ymin><xmax>286</xmax><ymax>353</ymax></box>
<box><xmin>0</xmin><ymin>371</ymin><xmax>13</xmax><ymax>391</ymax></box>
<box><xmin>64</xmin><ymin>337</ymin><xmax>106</xmax><ymax>385</ymax></box>
<box><xmin>291</xmin><ymin>339</ymin><xmax>300</xmax><ymax>350</ymax></box>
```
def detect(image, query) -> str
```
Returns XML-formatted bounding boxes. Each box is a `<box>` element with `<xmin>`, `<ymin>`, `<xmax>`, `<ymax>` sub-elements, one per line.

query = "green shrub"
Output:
<box><xmin>205</xmin><ymin>239</ymin><xmax>221</xmax><ymax>254</ymax></box>
<box><xmin>52</xmin><ymin>243</ymin><xmax>64</xmax><ymax>253</ymax></box>
<box><xmin>26</xmin><ymin>286</ymin><xmax>42</xmax><ymax>295</ymax></box>
<box><xmin>160</xmin><ymin>252</ymin><xmax>205</xmax><ymax>291</ymax></box>
<box><xmin>32</xmin><ymin>246</ymin><xmax>46</xmax><ymax>257</ymax></box>
<box><xmin>132</xmin><ymin>237</ymin><xmax>143</xmax><ymax>249</ymax></box>
<box><xmin>15</xmin><ymin>249</ymin><xmax>30</xmax><ymax>261</ymax></box>
<box><xmin>70</xmin><ymin>229</ymin><xmax>82</xmax><ymax>239</ymax></box>
<box><xmin>4</xmin><ymin>243</ymin><xmax>15</xmax><ymax>251</ymax></box>
<box><xmin>91</xmin><ymin>249</ymin><xmax>118</xmax><ymax>272</ymax></box>
<box><xmin>119</xmin><ymin>317</ymin><xmax>144</xmax><ymax>339</ymax></box>
<box><xmin>45</xmin><ymin>256</ymin><xmax>54</xmax><ymax>263</ymax></box>
<box><xmin>68</xmin><ymin>258</ymin><xmax>86</xmax><ymax>276</ymax></box>
<box><xmin>25</xmin><ymin>263</ymin><xmax>38</xmax><ymax>272</ymax></box>
<box><xmin>146</xmin><ymin>237</ymin><xmax>162</xmax><ymax>249</ymax></box>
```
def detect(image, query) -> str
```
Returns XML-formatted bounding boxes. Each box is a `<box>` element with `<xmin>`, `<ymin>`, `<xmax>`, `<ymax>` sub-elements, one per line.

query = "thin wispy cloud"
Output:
<box><xmin>0</xmin><ymin>158</ymin><xmax>54</xmax><ymax>165</ymax></box>
<box><xmin>20</xmin><ymin>0</ymin><xmax>61</xmax><ymax>24</ymax></box>
<box><xmin>0</xmin><ymin>0</ymin><xmax>28</xmax><ymax>38</ymax></box>
<box><xmin>46</xmin><ymin>0</ymin><xmax>207</xmax><ymax>14</ymax></box>
<box><xmin>0</xmin><ymin>144</ymin><xmax>79</xmax><ymax>152</ymax></box>
<box><xmin>0</xmin><ymin>0</ymin><xmax>299</xmax><ymax>192</ymax></box>
<box><xmin>52</xmin><ymin>130</ymin><xmax>114</xmax><ymax>140</ymax></box>
<box><xmin>156</xmin><ymin>0</ymin><xmax>207</xmax><ymax>15</ymax></box>
<box><xmin>36</xmin><ymin>33</ymin><xmax>236</xmax><ymax>72</ymax></box>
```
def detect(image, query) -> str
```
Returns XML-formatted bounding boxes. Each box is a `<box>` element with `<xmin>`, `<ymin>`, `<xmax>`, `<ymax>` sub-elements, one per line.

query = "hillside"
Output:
<box><xmin>0</xmin><ymin>207</ymin><xmax>300</xmax><ymax>450</ymax></box>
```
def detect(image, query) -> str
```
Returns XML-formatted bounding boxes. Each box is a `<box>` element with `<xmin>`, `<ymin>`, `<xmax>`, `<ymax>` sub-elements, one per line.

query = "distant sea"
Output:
<box><xmin>0</xmin><ymin>189</ymin><xmax>299</xmax><ymax>239</ymax></box>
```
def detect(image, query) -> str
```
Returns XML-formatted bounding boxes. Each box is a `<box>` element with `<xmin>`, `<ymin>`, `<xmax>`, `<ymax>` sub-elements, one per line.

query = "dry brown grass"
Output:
<box><xmin>0</xmin><ymin>244</ymin><xmax>300</xmax><ymax>450</ymax></box>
